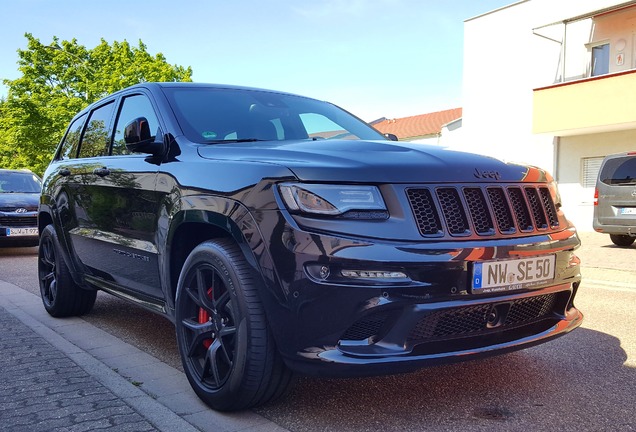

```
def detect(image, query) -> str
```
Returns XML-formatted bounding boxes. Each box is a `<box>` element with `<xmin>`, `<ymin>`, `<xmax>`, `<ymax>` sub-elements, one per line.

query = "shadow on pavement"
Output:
<box><xmin>256</xmin><ymin>327</ymin><xmax>634</xmax><ymax>431</ymax></box>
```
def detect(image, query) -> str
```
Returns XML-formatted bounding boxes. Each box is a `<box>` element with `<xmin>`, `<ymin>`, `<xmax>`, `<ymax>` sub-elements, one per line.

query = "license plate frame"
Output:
<box><xmin>7</xmin><ymin>227</ymin><xmax>38</xmax><ymax>237</ymax></box>
<box><xmin>472</xmin><ymin>255</ymin><xmax>556</xmax><ymax>294</ymax></box>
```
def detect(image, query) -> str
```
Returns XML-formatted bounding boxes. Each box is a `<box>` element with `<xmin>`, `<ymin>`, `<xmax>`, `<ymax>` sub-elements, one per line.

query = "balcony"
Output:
<box><xmin>533</xmin><ymin>69</ymin><xmax>636</xmax><ymax>136</ymax></box>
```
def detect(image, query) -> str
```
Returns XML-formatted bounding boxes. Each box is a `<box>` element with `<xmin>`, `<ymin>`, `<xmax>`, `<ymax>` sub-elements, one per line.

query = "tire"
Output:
<box><xmin>175</xmin><ymin>239</ymin><xmax>293</xmax><ymax>411</ymax></box>
<box><xmin>609</xmin><ymin>234</ymin><xmax>635</xmax><ymax>247</ymax></box>
<box><xmin>38</xmin><ymin>225</ymin><xmax>97</xmax><ymax>317</ymax></box>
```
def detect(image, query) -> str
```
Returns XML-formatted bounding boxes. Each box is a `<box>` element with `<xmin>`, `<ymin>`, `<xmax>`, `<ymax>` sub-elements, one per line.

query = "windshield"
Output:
<box><xmin>162</xmin><ymin>87</ymin><xmax>387</xmax><ymax>144</ymax></box>
<box><xmin>0</xmin><ymin>171</ymin><xmax>42</xmax><ymax>193</ymax></box>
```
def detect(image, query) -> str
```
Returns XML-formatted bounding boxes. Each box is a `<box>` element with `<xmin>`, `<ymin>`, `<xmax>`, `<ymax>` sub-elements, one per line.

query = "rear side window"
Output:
<box><xmin>58</xmin><ymin>114</ymin><xmax>87</xmax><ymax>160</ymax></box>
<box><xmin>599</xmin><ymin>156</ymin><xmax>636</xmax><ymax>185</ymax></box>
<box><xmin>78</xmin><ymin>101</ymin><xmax>116</xmax><ymax>158</ymax></box>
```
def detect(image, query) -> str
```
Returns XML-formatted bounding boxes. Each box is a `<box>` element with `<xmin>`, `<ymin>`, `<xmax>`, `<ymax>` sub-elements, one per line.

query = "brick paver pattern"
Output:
<box><xmin>0</xmin><ymin>307</ymin><xmax>158</xmax><ymax>432</ymax></box>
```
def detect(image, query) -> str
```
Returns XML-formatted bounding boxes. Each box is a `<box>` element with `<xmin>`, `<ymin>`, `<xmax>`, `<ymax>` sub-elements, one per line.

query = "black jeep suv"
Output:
<box><xmin>38</xmin><ymin>82</ymin><xmax>582</xmax><ymax>411</ymax></box>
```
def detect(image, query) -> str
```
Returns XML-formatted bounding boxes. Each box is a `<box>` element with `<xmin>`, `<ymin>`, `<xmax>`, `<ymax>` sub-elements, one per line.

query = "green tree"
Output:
<box><xmin>0</xmin><ymin>33</ymin><xmax>192</xmax><ymax>175</ymax></box>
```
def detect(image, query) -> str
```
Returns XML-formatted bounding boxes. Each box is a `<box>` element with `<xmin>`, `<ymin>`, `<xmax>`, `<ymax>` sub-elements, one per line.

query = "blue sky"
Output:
<box><xmin>0</xmin><ymin>0</ymin><xmax>513</xmax><ymax>121</ymax></box>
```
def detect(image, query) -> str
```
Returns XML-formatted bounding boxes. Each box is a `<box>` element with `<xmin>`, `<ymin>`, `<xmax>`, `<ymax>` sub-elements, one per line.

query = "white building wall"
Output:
<box><xmin>437</xmin><ymin>122</ymin><xmax>463</xmax><ymax>148</ymax></box>
<box><xmin>460</xmin><ymin>0</ymin><xmax>632</xmax><ymax>231</ymax></box>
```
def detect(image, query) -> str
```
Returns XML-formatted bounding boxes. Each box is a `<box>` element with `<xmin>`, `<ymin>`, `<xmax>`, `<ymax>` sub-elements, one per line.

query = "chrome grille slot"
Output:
<box><xmin>406</xmin><ymin>188</ymin><xmax>443</xmax><ymax>236</ymax></box>
<box><xmin>525</xmin><ymin>187</ymin><xmax>548</xmax><ymax>230</ymax></box>
<box><xmin>464</xmin><ymin>188</ymin><xmax>494</xmax><ymax>235</ymax></box>
<box><xmin>437</xmin><ymin>187</ymin><xmax>470</xmax><ymax>236</ymax></box>
<box><xmin>487</xmin><ymin>187</ymin><xmax>516</xmax><ymax>234</ymax></box>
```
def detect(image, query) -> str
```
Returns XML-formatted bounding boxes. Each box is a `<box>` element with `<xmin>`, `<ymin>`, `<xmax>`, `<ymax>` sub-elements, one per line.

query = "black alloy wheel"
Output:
<box><xmin>175</xmin><ymin>239</ymin><xmax>293</xmax><ymax>411</ymax></box>
<box><xmin>38</xmin><ymin>225</ymin><xmax>96</xmax><ymax>317</ymax></box>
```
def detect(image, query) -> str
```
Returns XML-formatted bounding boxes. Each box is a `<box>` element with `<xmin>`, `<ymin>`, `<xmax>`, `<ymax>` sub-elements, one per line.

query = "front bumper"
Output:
<box><xmin>285</xmin><ymin>284</ymin><xmax>582</xmax><ymax>377</ymax></box>
<box><xmin>253</xmin><ymin>209</ymin><xmax>582</xmax><ymax>377</ymax></box>
<box><xmin>0</xmin><ymin>219</ymin><xmax>39</xmax><ymax>245</ymax></box>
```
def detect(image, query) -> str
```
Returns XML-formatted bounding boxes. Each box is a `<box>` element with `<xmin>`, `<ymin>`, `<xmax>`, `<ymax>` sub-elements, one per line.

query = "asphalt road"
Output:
<box><xmin>1</xmin><ymin>231</ymin><xmax>634</xmax><ymax>431</ymax></box>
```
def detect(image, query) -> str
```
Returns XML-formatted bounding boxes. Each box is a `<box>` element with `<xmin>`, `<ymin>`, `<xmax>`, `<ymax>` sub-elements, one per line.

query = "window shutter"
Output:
<box><xmin>582</xmin><ymin>157</ymin><xmax>603</xmax><ymax>188</ymax></box>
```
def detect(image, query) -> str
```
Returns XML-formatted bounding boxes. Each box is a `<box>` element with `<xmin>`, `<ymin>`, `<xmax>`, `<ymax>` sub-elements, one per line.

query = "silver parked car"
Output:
<box><xmin>593</xmin><ymin>151</ymin><xmax>636</xmax><ymax>246</ymax></box>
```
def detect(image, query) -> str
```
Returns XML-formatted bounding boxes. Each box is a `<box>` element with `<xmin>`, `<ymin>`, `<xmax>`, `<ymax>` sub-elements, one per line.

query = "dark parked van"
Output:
<box><xmin>593</xmin><ymin>151</ymin><xmax>636</xmax><ymax>246</ymax></box>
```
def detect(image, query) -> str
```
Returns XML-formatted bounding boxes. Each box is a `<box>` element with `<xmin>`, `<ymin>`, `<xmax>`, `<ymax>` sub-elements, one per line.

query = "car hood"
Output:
<box><xmin>197</xmin><ymin>140</ymin><xmax>550</xmax><ymax>183</ymax></box>
<box><xmin>0</xmin><ymin>192</ymin><xmax>40</xmax><ymax>210</ymax></box>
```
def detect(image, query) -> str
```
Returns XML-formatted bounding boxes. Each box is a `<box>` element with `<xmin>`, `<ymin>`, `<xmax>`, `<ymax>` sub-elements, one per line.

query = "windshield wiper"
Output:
<box><xmin>205</xmin><ymin>138</ymin><xmax>268</xmax><ymax>144</ymax></box>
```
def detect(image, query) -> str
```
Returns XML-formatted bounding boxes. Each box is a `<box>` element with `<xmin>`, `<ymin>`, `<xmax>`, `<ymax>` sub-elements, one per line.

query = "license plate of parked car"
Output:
<box><xmin>620</xmin><ymin>207</ymin><xmax>636</xmax><ymax>215</ymax></box>
<box><xmin>472</xmin><ymin>255</ymin><xmax>556</xmax><ymax>293</ymax></box>
<box><xmin>7</xmin><ymin>227</ymin><xmax>38</xmax><ymax>236</ymax></box>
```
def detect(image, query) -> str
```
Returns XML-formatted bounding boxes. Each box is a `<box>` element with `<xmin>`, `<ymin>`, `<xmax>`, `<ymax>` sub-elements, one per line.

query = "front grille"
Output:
<box><xmin>407</xmin><ymin>293</ymin><xmax>558</xmax><ymax>343</ymax></box>
<box><xmin>508</xmin><ymin>187</ymin><xmax>533</xmax><ymax>231</ymax></box>
<box><xmin>0</xmin><ymin>216</ymin><xmax>37</xmax><ymax>228</ymax></box>
<box><xmin>407</xmin><ymin>184</ymin><xmax>559</xmax><ymax>238</ymax></box>
<box><xmin>0</xmin><ymin>206</ymin><xmax>38</xmax><ymax>212</ymax></box>
<box><xmin>437</xmin><ymin>188</ymin><xmax>470</xmax><ymax>236</ymax></box>
<box><xmin>406</xmin><ymin>189</ymin><xmax>442</xmax><ymax>236</ymax></box>
<box><xmin>487</xmin><ymin>188</ymin><xmax>515</xmax><ymax>234</ymax></box>
<box><xmin>464</xmin><ymin>188</ymin><xmax>495</xmax><ymax>235</ymax></box>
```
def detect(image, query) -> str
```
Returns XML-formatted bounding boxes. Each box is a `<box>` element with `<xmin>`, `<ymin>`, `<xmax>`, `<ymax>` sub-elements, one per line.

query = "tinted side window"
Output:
<box><xmin>58</xmin><ymin>114</ymin><xmax>87</xmax><ymax>160</ymax></box>
<box><xmin>600</xmin><ymin>156</ymin><xmax>636</xmax><ymax>185</ymax></box>
<box><xmin>112</xmin><ymin>94</ymin><xmax>161</xmax><ymax>155</ymax></box>
<box><xmin>79</xmin><ymin>101</ymin><xmax>115</xmax><ymax>158</ymax></box>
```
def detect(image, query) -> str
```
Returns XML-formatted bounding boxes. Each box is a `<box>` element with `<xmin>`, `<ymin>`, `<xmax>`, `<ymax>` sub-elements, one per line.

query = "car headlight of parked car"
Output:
<box><xmin>279</xmin><ymin>183</ymin><xmax>388</xmax><ymax>218</ymax></box>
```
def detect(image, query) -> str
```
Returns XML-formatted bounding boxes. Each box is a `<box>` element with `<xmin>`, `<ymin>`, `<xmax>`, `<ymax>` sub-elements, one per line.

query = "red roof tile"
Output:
<box><xmin>372</xmin><ymin>108</ymin><xmax>462</xmax><ymax>139</ymax></box>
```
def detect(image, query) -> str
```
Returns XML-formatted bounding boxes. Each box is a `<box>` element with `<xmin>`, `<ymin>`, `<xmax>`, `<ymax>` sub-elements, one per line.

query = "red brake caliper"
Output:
<box><xmin>198</xmin><ymin>287</ymin><xmax>214</xmax><ymax>349</ymax></box>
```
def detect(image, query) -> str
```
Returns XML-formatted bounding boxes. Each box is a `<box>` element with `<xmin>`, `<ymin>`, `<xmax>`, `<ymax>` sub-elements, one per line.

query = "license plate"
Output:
<box><xmin>472</xmin><ymin>255</ymin><xmax>556</xmax><ymax>294</ymax></box>
<box><xmin>620</xmin><ymin>207</ymin><xmax>636</xmax><ymax>215</ymax></box>
<box><xmin>7</xmin><ymin>227</ymin><xmax>38</xmax><ymax>237</ymax></box>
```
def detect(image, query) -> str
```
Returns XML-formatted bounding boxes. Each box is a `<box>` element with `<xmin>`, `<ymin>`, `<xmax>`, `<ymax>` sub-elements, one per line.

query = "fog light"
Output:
<box><xmin>341</xmin><ymin>270</ymin><xmax>407</xmax><ymax>279</ymax></box>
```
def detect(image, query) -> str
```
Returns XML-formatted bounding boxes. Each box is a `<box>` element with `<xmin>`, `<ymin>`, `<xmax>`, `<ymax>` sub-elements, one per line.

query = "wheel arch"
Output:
<box><xmin>37</xmin><ymin>207</ymin><xmax>89</xmax><ymax>290</ymax></box>
<box><xmin>165</xmin><ymin>205</ymin><xmax>274</xmax><ymax>317</ymax></box>
<box><xmin>38</xmin><ymin>209</ymin><xmax>54</xmax><ymax>233</ymax></box>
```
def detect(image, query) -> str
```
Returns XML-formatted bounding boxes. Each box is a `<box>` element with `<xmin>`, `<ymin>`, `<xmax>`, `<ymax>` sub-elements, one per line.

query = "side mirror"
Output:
<box><xmin>124</xmin><ymin>117</ymin><xmax>151</xmax><ymax>144</ymax></box>
<box><xmin>384</xmin><ymin>133</ymin><xmax>399</xmax><ymax>142</ymax></box>
<box><xmin>124</xmin><ymin>117</ymin><xmax>164</xmax><ymax>156</ymax></box>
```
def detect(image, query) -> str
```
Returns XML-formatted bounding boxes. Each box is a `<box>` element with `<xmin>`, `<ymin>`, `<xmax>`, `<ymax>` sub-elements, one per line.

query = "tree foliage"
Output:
<box><xmin>0</xmin><ymin>33</ymin><xmax>193</xmax><ymax>175</ymax></box>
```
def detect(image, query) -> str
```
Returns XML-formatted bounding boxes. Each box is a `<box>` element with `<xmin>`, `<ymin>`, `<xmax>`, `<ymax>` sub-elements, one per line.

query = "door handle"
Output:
<box><xmin>59</xmin><ymin>168</ymin><xmax>71</xmax><ymax>177</ymax></box>
<box><xmin>93</xmin><ymin>167</ymin><xmax>111</xmax><ymax>177</ymax></box>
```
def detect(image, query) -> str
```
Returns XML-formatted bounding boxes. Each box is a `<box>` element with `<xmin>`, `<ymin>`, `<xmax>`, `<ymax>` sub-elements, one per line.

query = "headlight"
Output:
<box><xmin>279</xmin><ymin>183</ymin><xmax>387</xmax><ymax>218</ymax></box>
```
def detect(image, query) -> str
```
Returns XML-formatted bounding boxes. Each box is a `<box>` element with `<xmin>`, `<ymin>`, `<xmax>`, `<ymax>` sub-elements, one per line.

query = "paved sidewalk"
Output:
<box><xmin>0</xmin><ymin>281</ymin><xmax>287</xmax><ymax>432</ymax></box>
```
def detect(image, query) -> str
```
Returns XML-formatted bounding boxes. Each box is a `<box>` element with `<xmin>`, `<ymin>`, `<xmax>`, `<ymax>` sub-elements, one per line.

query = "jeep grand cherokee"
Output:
<box><xmin>38</xmin><ymin>82</ymin><xmax>583</xmax><ymax>411</ymax></box>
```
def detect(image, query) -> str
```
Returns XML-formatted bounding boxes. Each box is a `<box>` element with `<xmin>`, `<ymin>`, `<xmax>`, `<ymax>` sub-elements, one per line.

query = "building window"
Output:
<box><xmin>582</xmin><ymin>156</ymin><xmax>604</xmax><ymax>188</ymax></box>
<box><xmin>591</xmin><ymin>43</ymin><xmax>609</xmax><ymax>76</ymax></box>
